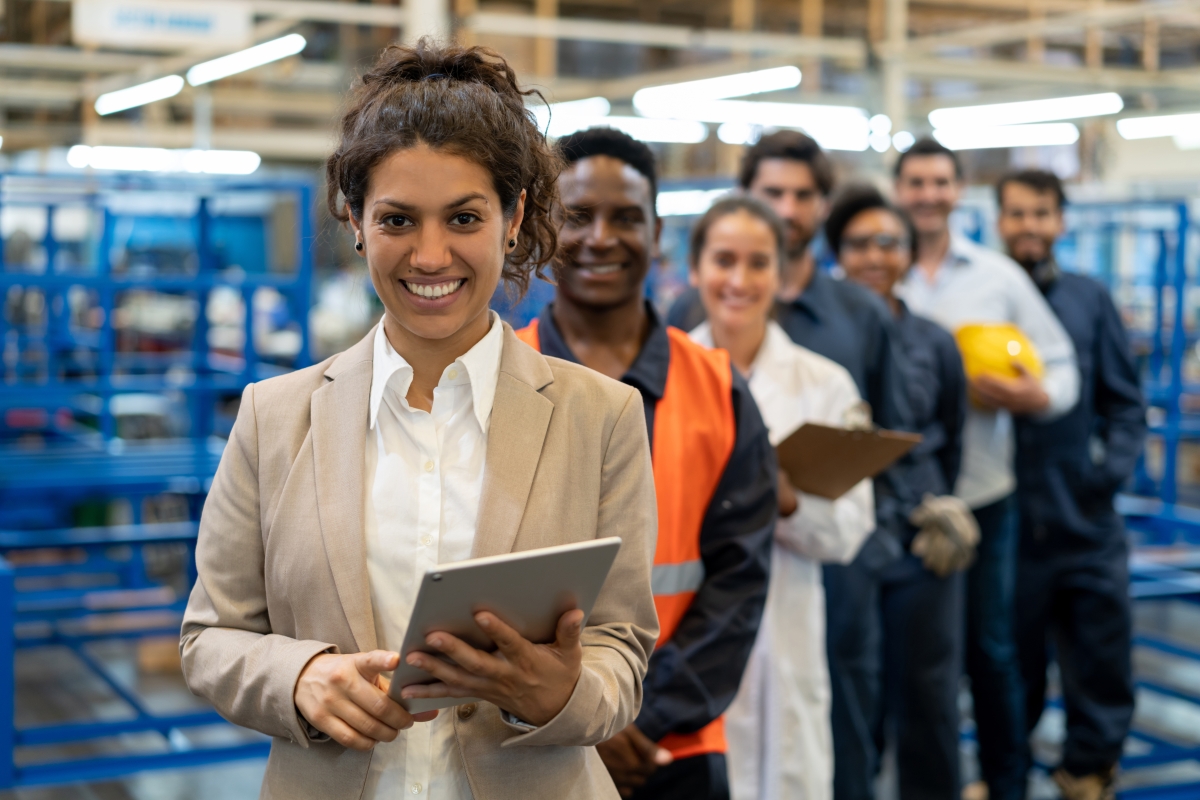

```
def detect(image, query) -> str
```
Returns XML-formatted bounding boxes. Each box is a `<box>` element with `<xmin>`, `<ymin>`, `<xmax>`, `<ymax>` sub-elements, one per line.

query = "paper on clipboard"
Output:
<box><xmin>775</xmin><ymin>423</ymin><xmax>921</xmax><ymax>500</ymax></box>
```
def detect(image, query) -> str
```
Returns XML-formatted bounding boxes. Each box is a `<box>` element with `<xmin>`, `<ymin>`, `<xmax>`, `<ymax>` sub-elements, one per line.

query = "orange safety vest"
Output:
<box><xmin>515</xmin><ymin>318</ymin><xmax>736</xmax><ymax>759</ymax></box>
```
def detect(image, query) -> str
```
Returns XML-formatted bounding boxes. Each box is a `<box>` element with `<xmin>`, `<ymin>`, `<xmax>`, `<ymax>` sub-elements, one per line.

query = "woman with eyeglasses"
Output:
<box><xmin>826</xmin><ymin>184</ymin><xmax>973</xmax><ymax>800</ymax></box>
<box><xmin>687</xmin><ymin>195</ymin><xmax>874</xmax><ymax>800</ymax></box>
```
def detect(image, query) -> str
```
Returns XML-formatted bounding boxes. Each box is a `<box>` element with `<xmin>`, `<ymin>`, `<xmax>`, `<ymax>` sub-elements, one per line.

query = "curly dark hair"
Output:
<box><xmin>824</xmin><ymin>183</ymin><xmax>918</xmax><ymax>262</ymax></box>
<box><xmin>326</xmin><ymin>38</ymin><xmax>562</xmax><ymax>296</ymax></box>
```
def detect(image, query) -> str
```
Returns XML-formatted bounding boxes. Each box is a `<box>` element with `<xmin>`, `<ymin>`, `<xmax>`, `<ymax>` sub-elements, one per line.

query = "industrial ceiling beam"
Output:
<box><xmin>466</xmin><ymin>12</ymin><xmax>867</xmax><ymax>62</ymax></box>
<box><xmin>906</xmin><ymin>56</ymin><xmax>1200</xmax><ymax>89</ymax></box>
<box><xmin>899</xmin><ymin>0</ymin><xmax>1200</xmax><ymax>55</ymax></box>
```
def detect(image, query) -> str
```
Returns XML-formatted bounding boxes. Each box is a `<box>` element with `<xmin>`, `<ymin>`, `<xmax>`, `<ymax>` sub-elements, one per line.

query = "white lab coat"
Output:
<box><xmin>690</xmin><ymin>321</ymin><xmax>875</xmax><ymax>800</ymax></box>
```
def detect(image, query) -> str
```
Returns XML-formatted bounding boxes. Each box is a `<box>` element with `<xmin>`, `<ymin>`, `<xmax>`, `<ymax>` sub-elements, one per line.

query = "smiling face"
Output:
<box><xmin>839</xmin><ymin>207</ymin><xmax>912</xmax><ymax>301</ymax></box>
<box><xmin>747</xmin><ymin>159</ymin><xmax>827</xmax><ymax>259</ymax></box>
<box><xmin>997</xmin><ymin>181</ymin><xmax>1064</xmax><ymax>270</ymax></box>
<box><xmin>894</xmin><ymin>154</ymin><xmax>961</xmax><ymax>239</ymax></box>
<box><xmin>692</xmin><ymin>209</ymin><xmax>780</xmax><ymax>338</ymax></box>
<box><xmin>555</xmin><ymin>155</ymin><xmax>660</xmax><ymax>312</ymax></box>
<box><xmin>350</xmin><ymin>144</ymin><xmax>523</xmax><ymax>350</ymax></box>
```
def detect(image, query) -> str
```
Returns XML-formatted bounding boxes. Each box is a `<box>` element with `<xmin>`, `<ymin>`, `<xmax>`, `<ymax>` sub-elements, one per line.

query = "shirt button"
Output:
<box><xmin>448</xmin><ymin>368</ymin><xmax>458</xmax><ymax>380</ymax></box>
<box><xmin>458</xmin><ymin>703</ymin><xmax>477</xmax><ymax>719</ymax></box>
<box><xmin>420</xmin><ymin>535</ymin><xmax>433</xmax><ymax>547</ymax></box>
<box><xmin>411</xmin><ymin>783</ymin><xmax>423</xmax><ymax>795</ymax></box>
<box><xmin>423</xmin><ymin>460</ymin><xmax>434</xmax><ymax>472</ymax></box>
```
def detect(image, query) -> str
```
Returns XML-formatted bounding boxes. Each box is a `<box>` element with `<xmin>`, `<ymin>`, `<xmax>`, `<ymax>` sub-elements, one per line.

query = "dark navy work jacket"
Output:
<box><xmin>1014</xmin><ymin>266</ymin><xmax>1146</xmax><ymax>543</ymax></box>
<box><xmin>893</xmin><ymin>301</ymin><xmax>967</xmax><ymax>544</ymax></box>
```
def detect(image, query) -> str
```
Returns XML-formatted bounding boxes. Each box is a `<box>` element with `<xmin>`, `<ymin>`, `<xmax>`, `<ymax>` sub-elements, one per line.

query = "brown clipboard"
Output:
<box><xmin>775</xmin><ymin>423</ymin><xmax>922</xmax><ymax>500</ymax></box>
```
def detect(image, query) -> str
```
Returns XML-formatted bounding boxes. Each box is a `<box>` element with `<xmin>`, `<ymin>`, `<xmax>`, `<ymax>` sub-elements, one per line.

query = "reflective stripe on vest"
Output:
<box><xmin>515</xmin><ymin>319</ymin><xmax>735</xmax><ymax>759</ymax></box>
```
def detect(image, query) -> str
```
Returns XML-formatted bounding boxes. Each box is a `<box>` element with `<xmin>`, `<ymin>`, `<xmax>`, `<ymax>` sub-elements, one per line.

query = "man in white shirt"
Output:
<box><xmin>894</xmin><ymin>138</ymin><xmax>1079</xmax><ymax>800</ymax></box>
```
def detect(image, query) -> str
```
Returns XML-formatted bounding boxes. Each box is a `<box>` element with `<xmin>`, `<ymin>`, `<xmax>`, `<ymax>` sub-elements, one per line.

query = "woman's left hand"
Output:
<box><xmin>400</xmin><ymin>608</ymin><xmax>584</xmax><ymax>726</ymax></box>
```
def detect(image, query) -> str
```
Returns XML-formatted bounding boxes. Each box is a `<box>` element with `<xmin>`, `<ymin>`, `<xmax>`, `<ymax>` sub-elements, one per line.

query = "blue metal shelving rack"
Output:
<box><xmin>0</xmin><ymin>172</ymin><xmax>314</xmax><ymax>788</ymax></box>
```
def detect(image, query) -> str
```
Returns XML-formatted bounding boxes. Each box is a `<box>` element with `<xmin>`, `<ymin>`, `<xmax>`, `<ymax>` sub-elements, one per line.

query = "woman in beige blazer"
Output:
<box><xmin>180</xmin><ymin>40</ymin><xmax>659</xmax><ymax>800</ymax></box>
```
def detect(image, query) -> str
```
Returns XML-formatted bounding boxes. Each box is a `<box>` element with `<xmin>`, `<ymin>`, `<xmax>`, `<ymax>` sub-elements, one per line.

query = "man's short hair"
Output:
<box><xmin>894</xmin><ymin>137</ymin><xmax>963</xmax><ymax>181</ymax></box>
<box><xmin>995</xmin><ymin>168</ymin><xmax>1067</xmax><ymax>211</ymax></box>
<box><xmin>824</xmin><ymin>182</ymin><xmax>918</xmax><ymax>262</ymax></box>
<box><xmin>556</xmin><ymin>127</ymin><xmax>658</xmax><ymax>209</ymax></box>
<box><xmin>738</xmin><ymin>130</ymin><xmax>834</xmax><ymax>196</ymax></box>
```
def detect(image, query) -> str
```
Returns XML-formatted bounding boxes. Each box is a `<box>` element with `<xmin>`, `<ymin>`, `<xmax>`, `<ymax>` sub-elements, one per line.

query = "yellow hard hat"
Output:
<box><xmin>954</xmin><ymin>322</ymin><xmax>1044</xmax><ymax>381</ymax></box>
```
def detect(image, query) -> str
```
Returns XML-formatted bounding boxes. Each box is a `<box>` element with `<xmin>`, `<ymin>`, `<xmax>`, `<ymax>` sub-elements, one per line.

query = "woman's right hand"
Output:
<box><xmin>294</xmin><ymin>650</ymin><xmax>438</xmax><ymax>751</ymax></box>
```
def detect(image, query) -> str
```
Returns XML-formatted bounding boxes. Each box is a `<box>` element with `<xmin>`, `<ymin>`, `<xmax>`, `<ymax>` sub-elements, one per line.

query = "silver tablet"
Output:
<box><xmin>388</xmin><ymin>537</ymin><xmax>623</xmax><ymax>713</ymax></box>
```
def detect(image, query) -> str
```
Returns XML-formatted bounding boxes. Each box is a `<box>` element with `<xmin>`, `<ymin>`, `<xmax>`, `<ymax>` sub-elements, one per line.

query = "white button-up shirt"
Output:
<box><xmin>898</xmin><ymin>234</ymin><xmax>1078</xmax><ymax>509</ymax></box>
<box><xmin>691</xmin><ymin>321</ymin><xmax>873</xmax><ymax>800</ymax></box>
<box><xmin>360</xmin><ymin>313</ymin><xmax>503</xmax><ymax>800</ymax></box>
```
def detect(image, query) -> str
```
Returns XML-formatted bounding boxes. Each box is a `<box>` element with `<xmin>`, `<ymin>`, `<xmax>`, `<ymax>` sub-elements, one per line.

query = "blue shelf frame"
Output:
<box><xmin>0</xmin><ymin>172</ymin><xmax>314</xmax><ymax>789</ymax></box>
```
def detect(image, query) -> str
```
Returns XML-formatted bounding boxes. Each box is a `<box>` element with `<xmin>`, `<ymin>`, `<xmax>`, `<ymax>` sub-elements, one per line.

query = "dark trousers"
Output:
<box><xmin>628</xmin><ymin>753</ymin><xmax>729</xmax><ymax>800</ymax></box>
<box><xmin>1016</xmin><ymin>533</ymin><xmax>1134</xmax><ymax>777</ymax></box>
<box><xmin>966</xmin><ymin>494</ymin><xmax>1027</xmax><ymax>800</ymax></box>
<box><xmin>878</xmin><ymin>555</ymin><xmax>965</xmax><ymax>800</ymax></box>
<box><xmin>827</xmin><ymin>553</ymin><xmax>883</xmax><ymax>800</ymax></box>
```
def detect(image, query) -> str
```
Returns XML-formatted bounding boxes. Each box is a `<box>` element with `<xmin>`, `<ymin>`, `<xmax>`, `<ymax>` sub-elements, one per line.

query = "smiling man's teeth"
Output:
<box><xmin>403</xmin><ymin>279</ymin><xmax>463</xmax><ymax>299</ymax></box>
<box><xmin>585</xmin><ymin>264</ymin><xmax>622</xmax><ymax>275</ymax></box>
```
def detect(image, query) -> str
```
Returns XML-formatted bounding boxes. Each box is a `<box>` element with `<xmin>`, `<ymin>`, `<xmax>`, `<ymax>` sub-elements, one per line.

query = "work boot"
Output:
<box><xmin>1051</xmin><ymin>764</ymin><xmax>1117</xmax><ymax>800</ymax></box>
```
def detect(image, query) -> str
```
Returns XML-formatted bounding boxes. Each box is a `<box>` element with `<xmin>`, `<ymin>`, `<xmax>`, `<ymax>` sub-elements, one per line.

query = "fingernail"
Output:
<box><xmin>427</xmin><ymin>635</ymin><xmax>442</xmax><ymax>648</ymax></box>
<box><xmin>477</xmin><ymin>615</ymin><xmax>490</xmax><ymax>629</ymax></box>
<box><xmin>407</xmin><ymin>654</ymin><xmax>421</xmax><ymax>666</ymax></box>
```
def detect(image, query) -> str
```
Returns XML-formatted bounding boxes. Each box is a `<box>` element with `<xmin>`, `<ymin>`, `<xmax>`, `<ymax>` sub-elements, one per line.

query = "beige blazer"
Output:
<box><xmin>180</xmin><ymin>323</ymin><xmax>659</xmax><ymax>800</ymax></box>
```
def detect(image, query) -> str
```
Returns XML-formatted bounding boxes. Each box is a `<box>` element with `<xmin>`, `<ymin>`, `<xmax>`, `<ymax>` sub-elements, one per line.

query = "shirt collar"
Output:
<box><xmin>786</xmin><ymin>267</ymin><xmax>831</xmax><ymax>322</ymax></box>
<box><xmin>1028</xmin><ymin>256</ymin><xmax>1060</xmax><ymax>292</ymax></box>
<box><xmin>368</xmin><ymin>310</ymin><xmax>504</xmax><ymax>432</ymax></box>
<box><xmin>537</xmin><ymin>301</ymin><xmax>670</xmax><ymax>400</ymax></box>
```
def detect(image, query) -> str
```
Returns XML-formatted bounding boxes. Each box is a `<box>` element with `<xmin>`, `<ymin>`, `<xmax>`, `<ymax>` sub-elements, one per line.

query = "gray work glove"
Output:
<box><xmin>909</xmin><ymin>493</ymin><xmax>980</xmax><ymax>578</ymax></box>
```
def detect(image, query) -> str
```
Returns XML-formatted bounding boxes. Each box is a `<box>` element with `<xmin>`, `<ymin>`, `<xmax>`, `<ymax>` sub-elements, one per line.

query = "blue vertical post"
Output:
<box><xmin>0</xmin><ymin>555</ymin><xmax>16</xmax><ymax>789</ymax></box>
<box><xmin>1163</xmin><ymin>204</ymin><xmax>1189</xmax><ymax>506</ymax></box>
<box><xmin>193</xmin><ymin>196</ymin><xmax>214</xmax><ymax>438</ymax></box>
<box><xmin>98</xmin><ymin>204</ymin><xmax>117</xmax><ymax>441</ymax></box>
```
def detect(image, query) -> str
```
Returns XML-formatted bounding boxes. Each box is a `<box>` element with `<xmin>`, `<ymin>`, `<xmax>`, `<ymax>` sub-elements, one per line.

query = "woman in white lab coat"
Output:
<box><xmin>687</xmin><ymin>196</ymin><xmax>875</xmax><ymax>800</ymax></box>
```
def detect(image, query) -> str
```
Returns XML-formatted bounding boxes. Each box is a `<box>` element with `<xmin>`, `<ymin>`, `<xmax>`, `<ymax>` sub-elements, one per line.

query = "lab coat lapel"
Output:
<box><xmin>311</xmin><ymin>329</ymin><xmax>378</xmax><ymax>654</ymax></box>
<box><xmin>473</xmin><ymin>325</ymin><xmax>555</xmax><ymax>558</ymax></box>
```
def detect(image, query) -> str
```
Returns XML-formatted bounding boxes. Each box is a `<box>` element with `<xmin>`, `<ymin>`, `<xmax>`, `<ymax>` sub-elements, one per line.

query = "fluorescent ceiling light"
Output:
<box><xmin>186</xmin><ymin>34</ymin><xmax>307</xmax><ymax>86</ymax></box>
<box><xmin>1175</xmin><ymin>132</ymin><xmax>1200</xmax><ymax>150</ymax></box>
<box><xmin>532</xmin><ymin>97</ymin><xmax>612</xmax><ymax>137</ymax></box>
<box><xmin>929</xmin><ymin>92</ymin><xmax>1123</xmax><ymax>129</ymax></box>
<box><xmin>67</xmin><ymin>145</ymin><xmax>262</xmax><ymax>175</ymax></box>
<box><xmin>94</xmin><ymin>75</ymin><xmax>184</xmax><ymax>116</ymax></box>
<box><xmin>547</xmin><ymin>116</ymin><xmax>708</xmax><ymax>144</ymax></box>
<box><xmin>933</xmin><ymin>123</ymin><xmax>1080</xmax><ymax>150</ymax></box>
<box><xmin>633</xmin><ymin>66</ymin><xmax>801</xmax><ymax>114</ymax></box>
<box><xmin>657</xmin><ymin>188</ymin><xmax>730</xmax><ymax>217</ymax></box>
<box><xmin>1117</xmin><ymin>112</ymin><xmax>1200</xmax><ymax>140</ymax></box>
<box><xmin>642</xmin><ymin>100</ymin><xmax>869</xmax><ymax>151</ymax></box>
<box><xmin>717</xmin><ymin>122</ymin><xmax>762</xmax><ymax>145</ymax></box>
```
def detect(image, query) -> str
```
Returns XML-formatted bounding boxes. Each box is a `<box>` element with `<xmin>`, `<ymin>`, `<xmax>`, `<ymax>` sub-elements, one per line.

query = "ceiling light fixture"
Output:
<box><xmin>892</xmin><ymin>131</ymin><xmax>915</xmax><ymax>152</ymax></box>
<box><xmin>929</xmin><ymin>92</ymin><xmax>1123</xmax><ymax>129</ymax></box>
<box><xmin>641</xmin><ymin>99</ymin><xmax>869</xmax><ymax>151</ymax></box>
<box><xmin>531</xmin><ymin>97</ymin><xmax>612</xmax><ymax>137</ymax></box>
<box><xmin>657</xmin><ymin>188</ymin><xmax>731</xmax><ymax>217</ymax></box>
<box><xmin>633</xmin><ymin>66</ymin><xmax>801</xmax><ymax>114</ymax></box>
<box><xmin>186</xmin><ymin>33</ymin><xmax>307</xmax><ymax>86</ymax></box>
<box><xmin>1116</xmin><ymin>112</ymin><xmax>1200</xmax><ymax>140</ymax></box>
<box><xmin>933</xmin><ymin>123</ymin><xmax>1080</xmax><ymax>150</ymax></box>
<box><xmin>67</xmin><ymin>145</ymin><xmax>262</xmax><ymax>175</ymax></box>
<box><xmin>94</xmin><ymin>75</ymin><xmax>185</xmax><ymax>116</ymax></box>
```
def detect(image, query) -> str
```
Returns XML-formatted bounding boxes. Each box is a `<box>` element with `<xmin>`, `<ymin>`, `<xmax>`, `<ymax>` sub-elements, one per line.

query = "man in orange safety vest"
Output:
<box><xmin>516</xmin><ymin>127</ymin><xmax>777</xmax><ymax>800</ymax></box>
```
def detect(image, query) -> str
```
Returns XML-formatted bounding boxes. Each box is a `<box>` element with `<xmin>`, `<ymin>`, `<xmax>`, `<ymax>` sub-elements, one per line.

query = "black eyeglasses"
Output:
<box><xmin>842</xmin><ymin>234</ymin><xmax>910</xmax><ymax>254</ymax></box>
